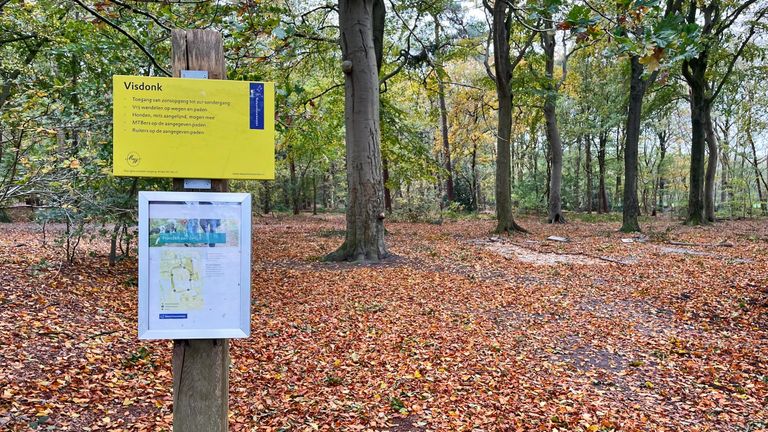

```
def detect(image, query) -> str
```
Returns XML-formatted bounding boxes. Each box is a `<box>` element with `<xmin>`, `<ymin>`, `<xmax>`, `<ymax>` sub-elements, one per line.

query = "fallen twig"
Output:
<box><xmin>88</xmin><ymin>330</ymin><xmax>121</xmax><ymax>339</ymax></box>
<box><xmin>667</xmin><ymin>240</ymin><xmax>735</xmax><ymax>248</ymax></box>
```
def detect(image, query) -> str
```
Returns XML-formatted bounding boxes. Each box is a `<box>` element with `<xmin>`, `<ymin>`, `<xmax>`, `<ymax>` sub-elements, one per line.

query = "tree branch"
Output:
<box><xmin>71</xmin><ymin>0</ymin><xmax>170</xmax><ymax>76</ymax></box>
<box><xmin>711</xmin><ymin>6</ymin><xmax>767</xmax><ymax>101</ymax></box>
<box><xmin>108</xmin><ymin>0</ymin><xmax>172</xmax><ymax>32</ymax></box>
<box><xmin>717</xmin><ymin>0</ymin><xmax>759</xmax><ymax>37</ymax></box>
<box><xmin>0</xmin><ymin>34</ymin><xmax>37</xmax><ymax>45</ymax></box>
<box><xmin>301</xmin><ymin>83</ymin><xmax>343</xmax><ymax>108</ymax></box>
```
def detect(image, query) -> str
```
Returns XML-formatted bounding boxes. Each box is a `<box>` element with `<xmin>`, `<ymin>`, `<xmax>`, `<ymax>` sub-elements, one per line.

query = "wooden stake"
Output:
<box><xmin>170</xmin><ymin>29</ymin><xmax>229</xmax><ymax>432</ymax></box>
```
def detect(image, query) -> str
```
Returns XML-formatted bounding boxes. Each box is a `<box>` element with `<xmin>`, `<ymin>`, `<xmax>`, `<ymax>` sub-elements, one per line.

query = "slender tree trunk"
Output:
<box><xmin>615</xmin><ymin>126</ymin><xmax>624</xmax><ymax>211</ymax></box>
<box><xmin>718</xmin><ymin>122</ymin><xmax>729</xmax><ymax>209</ymax></box>
<box><xmin>262</xmin><ymin>181</ymin><xmax>271</xmax><ymax>214</ymax></box>
<box><xmin>574</xmin><ymin>135</ymin><xmax>582</xmax><ymax>210</ymax></box>
<box><xmin>433</xmin><ymin>16</ymin><xmax>454</xmax><ymax>203</ymax></box>
<box><xmin>747</xmin><ymin>127</ymin><xmax>766</xmax><ymax>214</ymax></box>
<box><xmin>312</xmin><ymin>176</ymin><xmax>318</xmax><ymax>215</ymax></box>
<box><xmin>703</xmin><ymin>108</ymin><xmax>718</xmax><ymax>221</ymax></box>
<box><xmin>471</xmin><ymin>140</ymin><xmax>479</xmax><ymax>211</ymax></box>
<box><xmin>328</xmin><ymin>162</ymin><xmax>336</xmax><ymax>210</ymax></box>
<box><xmin>289</xmin><ymin>158</ymin><xmax>299</xmax><ymax>215</ymax></box>
<box><xmin>654</xmin><ymin>131</ymin><xmax>667</xmax><ymax>215</ymax></box>
<box><xmin>382</xmin><ymin>157</ymin><xmax>392</xmax><ymax>214</ymax></box>
<box><xmin>327</xmin><ymin>0</ymin><xmax>388</xmax><ymax>262</ymax></box>
<box><xmin>621</xmin><ymin>56</ymin><xmax>647</xmax><ymax>232</ymax></box>
<box><xmin>597</xmin><ymin>131</ymin><xmax>609</xmax><ymax>213</ymax></box>
<box><xmin>585</xmin><ymin>134</ymin><xmax>593</xmax><ymax>214</ymax></box>
<box><xmin>545</xmin><ymin>143</ymin><xmax>551</xmax><ymax>201</ymax></box>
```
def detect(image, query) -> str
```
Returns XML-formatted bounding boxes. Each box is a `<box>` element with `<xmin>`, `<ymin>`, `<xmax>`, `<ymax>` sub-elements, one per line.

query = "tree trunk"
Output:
<box><xmin>718</xmin><ymin>120</ymin><xmax>730</xmax><ymax>211</ymax></box>
<box><xmin>621</xmin><ymin>56</ymin><xmax>647</xmax><ymax>232</ymax></box>
<box><xmin>471</xmin><ymin>140</ymin><xmax>479</xmax><ymax>211</ymax></box>
<box><xmin>615</xmin><ymin>131</ymin><xmax>623</xmax><ymax>212</ymax></box>
<box><xmin>542</xmin><ymin>27</ymin><xmax>564</xmax><ymax>223</ymax></box>
<box><xmin>574</xmin><ymin>135</ymin><xmax>582</xmax><ymax>210</ymax></box>
<box><xmin>327</xmin><ymin>0</ymin><xmax>388</xmax><ymax>262</ymax></box>
<box><xmin>683</xmin><ymin>56</ymin><xmax>707</xmax><ymax>225</ymax></box>
<box><xmin>434</xmin><ymin>16</ymin><xmax>454</xmax><ymax>203</ymax></box>
<box><xmin>703</xmin><ymin>108</ymin><xmax>717</xmax><ymax>221</ymax></box>
<box><xmin>654</xmin><ymin>131</ymin><xmax>667</xmax><ymax>215</ymax></box>
<box><xmin>747</xmin><ymin>126</ymin><xmax>766</xmax><ymax>214</ymax></box>
<box><xmin>289</xmin><ymin>158</ymin><xmax>299</xmax><ymax>215</ymax></box>
<box><xmin>597</xmin><ymin>131</ymin><xmax>609</xmax><ymax>213</ymax></box>
<box><xmin>490</xmin><ymin>2</ymin><xmax>526</xmax><ymax>233</ymax></box>
<box><xmin>545</xmin><ymin>143</ymin><xmax>551</xmax><ymax>202</ymax></box>
<box><xmin>585</xmin><ymin>134</ymin><xmax>593</xmax><ymax>214</ymax></box>
<box><xmin>262</xmin><ymin>181</ymin><xmax>271</xmax><ymax>214</ymax></box>
<box><xmin>312</xmin><ymin>176</ymin><xmax>318</xmax><ymax>215</ymax></box>
<box><xmin>382</xmin><ymin>157</ymin><xmax>392</xmax><ymax>214</ymax></box>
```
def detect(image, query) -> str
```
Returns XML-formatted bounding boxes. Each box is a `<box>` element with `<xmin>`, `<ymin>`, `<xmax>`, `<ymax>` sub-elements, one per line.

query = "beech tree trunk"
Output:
<box><xmin>542</xmin><ymin>29</ymin><xmax>564</xmax><ymax>223</ymax></box>
<box><xmin>683</xmin><ymin>54</ymin><xmax>707</xmax><ymax>225</ymax></box>
<box><xmin>621</xmin><ymin>55</ymin><xmax>647</xmax><ymax>232</ymax></box>
<box><xmin>327</xmin><ymin>0</ymin><xmax>388</xmax><ymax>262</ymax></box>
<box><xmin>490</xmin><ymin>1</ymin><xmax>526</xmax><ymax>233</ymax></box>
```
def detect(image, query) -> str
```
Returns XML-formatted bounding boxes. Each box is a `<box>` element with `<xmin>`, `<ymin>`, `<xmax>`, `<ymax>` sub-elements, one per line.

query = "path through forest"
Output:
<box><xmin>1</xmin><ymin>216</ymin><xmax>766</xmax><ymax>431</ymax></box>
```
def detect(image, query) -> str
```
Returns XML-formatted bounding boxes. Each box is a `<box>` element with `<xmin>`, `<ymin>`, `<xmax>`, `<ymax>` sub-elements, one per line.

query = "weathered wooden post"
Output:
<box><xmin>170</xmin><ymin>29</ymin><xmax>228</xmax><ymax>432</ymax></box>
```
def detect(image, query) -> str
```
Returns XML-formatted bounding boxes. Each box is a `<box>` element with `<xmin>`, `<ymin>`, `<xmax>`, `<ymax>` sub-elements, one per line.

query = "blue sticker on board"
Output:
<box><xmin>159</xmin><ymin>313</ymin><xmax>188</xmax><ymax>319</ymax></box>
<box><xmin>249</xmin><ymin>83</ymin><xmax>264</xmax><ymax>130</ymax></box>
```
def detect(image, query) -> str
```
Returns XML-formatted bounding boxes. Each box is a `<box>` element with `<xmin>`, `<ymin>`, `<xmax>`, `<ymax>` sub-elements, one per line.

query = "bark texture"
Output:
<box><xmin>489</xmin><ymin>1</ymin><xmax>527</xmax><ymax>233</ymax></box>
<box><xmin>542</xmin><ymin>29</ymin><xmax>564</xmax><ymax>223</ymax></box>
<box><xmin>327</xmin><ymin>0</ymin><xmax>388</xmax><ymax>262</ymax></box>
<box><xmin>683</xmin><ymin>54</ymin><xmax>708</xmax><ymax>225</ymax></box>
<box><xmin>621</xmin><ymin>56</ymin><xmax>647</xmax><ymax>232</ymax></box>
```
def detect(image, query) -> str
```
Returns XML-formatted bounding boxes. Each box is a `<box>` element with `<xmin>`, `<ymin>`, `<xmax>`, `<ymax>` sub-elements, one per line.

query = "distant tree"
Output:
<box><xmin>678</xmin><ymin>0</ymin><xmax>767</xmax><ymax>224</ymax></box>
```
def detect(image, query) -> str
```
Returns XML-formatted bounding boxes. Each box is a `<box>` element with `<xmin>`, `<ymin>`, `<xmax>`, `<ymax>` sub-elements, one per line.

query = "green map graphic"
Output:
<box><xmin>158</xmin><ymin>250</ymin><xmax>204</xmax><ymax>311</ymax></box>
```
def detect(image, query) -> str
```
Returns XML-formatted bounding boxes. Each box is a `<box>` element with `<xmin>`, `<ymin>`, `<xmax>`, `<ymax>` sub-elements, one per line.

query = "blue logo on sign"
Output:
<box><xmin>249</xmin><ymin>83</ymin><xmax>264</xmax><ymax>130</ymax></box>
<box><xmin>159</xmin><ymin>313</ymin><xmax>188</xmax><ymax>319</ymax></box>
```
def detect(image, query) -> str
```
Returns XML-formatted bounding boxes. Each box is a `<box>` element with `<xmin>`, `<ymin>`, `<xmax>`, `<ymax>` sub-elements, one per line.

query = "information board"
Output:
<box><xmin>113</xmin><ymin>76</ymin><xmax>275</xmax><ymax>179</ymax></box>
<box><xmin>138</xmin><ymin>192</ymin><xmax>251</xmax><ymax>339</ymax></box>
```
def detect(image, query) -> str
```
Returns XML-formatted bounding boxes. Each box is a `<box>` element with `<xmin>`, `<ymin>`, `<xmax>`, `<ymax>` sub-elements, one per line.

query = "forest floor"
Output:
<box><xmin>1</xmin><ymin>214</ymin><xmax>767</xmax><ymax>431</ymax></box>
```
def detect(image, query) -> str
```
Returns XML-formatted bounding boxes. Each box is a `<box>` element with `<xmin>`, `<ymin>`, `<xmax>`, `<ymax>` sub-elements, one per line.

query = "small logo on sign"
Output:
<box><xmin>126</xmin><ymin>152</ymin><xmax>141</xmax><ymax>167</ymax></box>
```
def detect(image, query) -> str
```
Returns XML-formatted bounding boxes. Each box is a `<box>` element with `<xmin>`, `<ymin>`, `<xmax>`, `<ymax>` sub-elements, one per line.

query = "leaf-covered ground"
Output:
<box><xmin>1</xmin><ymin>216</ymin><xmax>767</xmax><ymax>431</ymax></box>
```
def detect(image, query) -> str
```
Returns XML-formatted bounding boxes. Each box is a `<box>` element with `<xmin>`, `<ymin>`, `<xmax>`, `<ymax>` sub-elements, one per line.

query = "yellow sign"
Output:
<box><xmin>112</xmin><ymin>75</ymin><xmax>275</xmax><ymax>179</ymax></box>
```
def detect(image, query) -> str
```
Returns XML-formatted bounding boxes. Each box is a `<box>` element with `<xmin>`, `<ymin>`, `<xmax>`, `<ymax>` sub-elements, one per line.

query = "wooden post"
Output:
<box><xmin>170</xmin><ymin>29</ymin><xmax>229</xmax><ymax>432</ymax></box>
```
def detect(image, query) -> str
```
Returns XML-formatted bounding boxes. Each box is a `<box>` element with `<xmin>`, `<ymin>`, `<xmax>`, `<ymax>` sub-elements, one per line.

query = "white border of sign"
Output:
<box><xmin>138</xmin><ymin>191</ymin><xmax>251</xmax><ymax>339</ymax></box>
